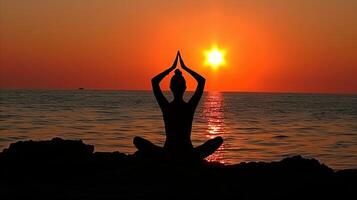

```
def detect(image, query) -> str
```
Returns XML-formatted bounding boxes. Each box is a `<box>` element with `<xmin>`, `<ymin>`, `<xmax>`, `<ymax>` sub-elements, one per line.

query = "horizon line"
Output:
<box><xmin>0</xmin><ymin>88</ymin><xmax>356</xmax><ymax>95</ymax></box>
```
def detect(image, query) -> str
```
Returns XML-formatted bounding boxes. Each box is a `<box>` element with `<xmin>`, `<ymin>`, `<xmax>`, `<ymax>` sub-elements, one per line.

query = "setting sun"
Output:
<box><xmin>204</xmin><ymin>46</ymin><xmax>226</xmax><ymax>69</ymax></box>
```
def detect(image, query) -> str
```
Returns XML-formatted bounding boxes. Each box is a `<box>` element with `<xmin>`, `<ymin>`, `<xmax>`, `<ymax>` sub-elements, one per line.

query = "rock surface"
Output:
<box><xmin>0</xmin><ymin>138</ymin><xmax>356</xmax><ymax>200</ymax></box>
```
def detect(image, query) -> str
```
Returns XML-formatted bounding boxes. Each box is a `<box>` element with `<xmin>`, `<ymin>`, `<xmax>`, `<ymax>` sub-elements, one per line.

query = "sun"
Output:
<box><xmin>204</xmin><ymin>46</ymin><xmax>226</xmax><ymax>69</ymax></box>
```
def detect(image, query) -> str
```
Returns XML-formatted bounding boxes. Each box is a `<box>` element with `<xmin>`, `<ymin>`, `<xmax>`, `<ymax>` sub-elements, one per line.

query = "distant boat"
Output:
<box><xmin>78</xmin><ymin>88</ymin><xmax>84</xmax><ymax>90</ymax></box>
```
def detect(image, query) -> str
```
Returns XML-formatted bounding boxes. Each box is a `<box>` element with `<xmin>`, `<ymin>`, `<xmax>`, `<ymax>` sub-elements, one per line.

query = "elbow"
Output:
<box><xmin>198</xmin><ymin>77</ymin><xmax>205</xmax><ymax>88</ymax></box>
<box><xmin>151</xmin><ymin>77</ymin><xmax>159</xmax><ymax>87</ymax></box>
<box><xmin>151</xmin><ymin>78</ymin><xmax>157</xmax><ymax>84</ymax></box>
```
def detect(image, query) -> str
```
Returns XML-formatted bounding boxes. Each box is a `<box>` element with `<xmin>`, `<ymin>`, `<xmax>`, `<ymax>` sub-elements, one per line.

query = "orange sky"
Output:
<box><xmin>1</xmin><ymin>0</ymin><xmax>357</xmax><ymax>93</ymax></box>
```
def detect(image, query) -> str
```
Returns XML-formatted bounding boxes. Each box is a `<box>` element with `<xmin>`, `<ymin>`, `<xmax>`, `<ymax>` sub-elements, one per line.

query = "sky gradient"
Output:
<box><xmin>1</xmin><ymin>0</ymin><xmax>357</xmax><ymax>93</ymax></box>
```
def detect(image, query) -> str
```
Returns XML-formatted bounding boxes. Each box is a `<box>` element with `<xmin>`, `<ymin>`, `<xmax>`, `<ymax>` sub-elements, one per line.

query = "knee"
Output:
<box><xmin>133</xmin><ymin>136</ymin><xmax>143</xmax><ymax>146</ymax></box>
<box><xmin>213</xmin><ymin>136</ymin><xmax>223</xmax><ymax>145</ymax></box>
<box><xmin>205</xmin><ymin>136</ymin><xmax>223</xmax><ymax>146</ymax></box>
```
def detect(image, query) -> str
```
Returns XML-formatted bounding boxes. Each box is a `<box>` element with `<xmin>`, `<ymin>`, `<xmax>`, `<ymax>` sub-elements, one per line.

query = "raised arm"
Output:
<box><xmin>152</xmin><ymin>52</ymin><xmax>179</xmax><ymax>108</ymax></box>
<box><xmin>178</xmin><ymin>52</ymin><xmax>205</xmax><ymax>108</ymax></box>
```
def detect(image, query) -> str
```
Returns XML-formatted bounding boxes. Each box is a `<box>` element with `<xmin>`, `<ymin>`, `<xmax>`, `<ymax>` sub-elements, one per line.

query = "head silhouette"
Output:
<box><xmin>170</xmin><ymin>69</ymin><xmax>186</xmax><ymax>99</ymax></box>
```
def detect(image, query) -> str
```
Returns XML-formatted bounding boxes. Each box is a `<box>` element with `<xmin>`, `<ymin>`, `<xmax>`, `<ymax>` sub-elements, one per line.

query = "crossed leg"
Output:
<box><xmin>195</xmin><ymin>136</ymin><xmax>223</xmax><ymax>159</ymax></box>
<box><xmin>133</xmin><ymin>136</ymin><xmax>163</xmax><ymax>155</ymax></box>
<box><xmin>134</xmin><ymin>136</ymin><xmax>223</xmax><ymax>160</ymax></box>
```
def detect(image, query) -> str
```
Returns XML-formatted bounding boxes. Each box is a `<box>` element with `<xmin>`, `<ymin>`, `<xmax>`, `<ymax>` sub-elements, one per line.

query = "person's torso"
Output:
<box><xmin>162</xmin><ymin>101</ymin><xmax>194</xmax><ymax>150</ymax></box>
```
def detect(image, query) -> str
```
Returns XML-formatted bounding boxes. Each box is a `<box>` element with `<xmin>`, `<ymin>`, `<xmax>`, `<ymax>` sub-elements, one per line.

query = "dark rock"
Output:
<box><xmin>0</xmin><ymin>138</ymin><xmax>355</xmax><ymax>200</ymax></box>
<box><xmin>0</xmin><ymin>137</ymin><xmax>94</xmax><ymax>163</ymax></box>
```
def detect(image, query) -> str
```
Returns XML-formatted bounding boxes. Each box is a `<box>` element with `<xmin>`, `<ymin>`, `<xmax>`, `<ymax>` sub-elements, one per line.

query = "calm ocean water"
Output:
<box><xmin>1</xmin><ymin>90</ymin><xmax>356</xmax><ymax>169</ymax></box>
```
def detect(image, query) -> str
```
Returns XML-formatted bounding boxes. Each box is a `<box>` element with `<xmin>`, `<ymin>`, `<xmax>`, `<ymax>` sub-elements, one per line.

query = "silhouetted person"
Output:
<box><xmin>134</xmin><ymin>51</ymin><xmax>223</xmax><ymax>160</ymax></box>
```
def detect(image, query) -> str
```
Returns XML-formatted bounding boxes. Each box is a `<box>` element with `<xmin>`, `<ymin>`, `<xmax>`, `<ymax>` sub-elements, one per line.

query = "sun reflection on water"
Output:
<box><xmin>203</xmin><ymin>92</ymin><xmax>225</xmax><ymax>163</ymax></box>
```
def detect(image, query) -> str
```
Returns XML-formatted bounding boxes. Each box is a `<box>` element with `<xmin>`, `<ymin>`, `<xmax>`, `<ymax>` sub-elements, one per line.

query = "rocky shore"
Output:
<box><xmin>0</xmin><ymin>138</ymin><xmax>355</xmax><ymax>200</ymax></box>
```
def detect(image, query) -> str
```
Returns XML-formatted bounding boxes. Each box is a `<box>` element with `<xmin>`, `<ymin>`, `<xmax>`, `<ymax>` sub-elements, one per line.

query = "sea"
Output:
<box><xmin>1</xmin><ymin>90</ymin><xmax>356</xmax><ymax>169</ymax></box>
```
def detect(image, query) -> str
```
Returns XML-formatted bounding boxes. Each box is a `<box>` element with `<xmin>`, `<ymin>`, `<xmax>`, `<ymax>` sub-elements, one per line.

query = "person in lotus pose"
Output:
<box><xmin>133</xmin><ymin>51</ymin><xmax>223</xmax><ymax>160</ymax></box>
